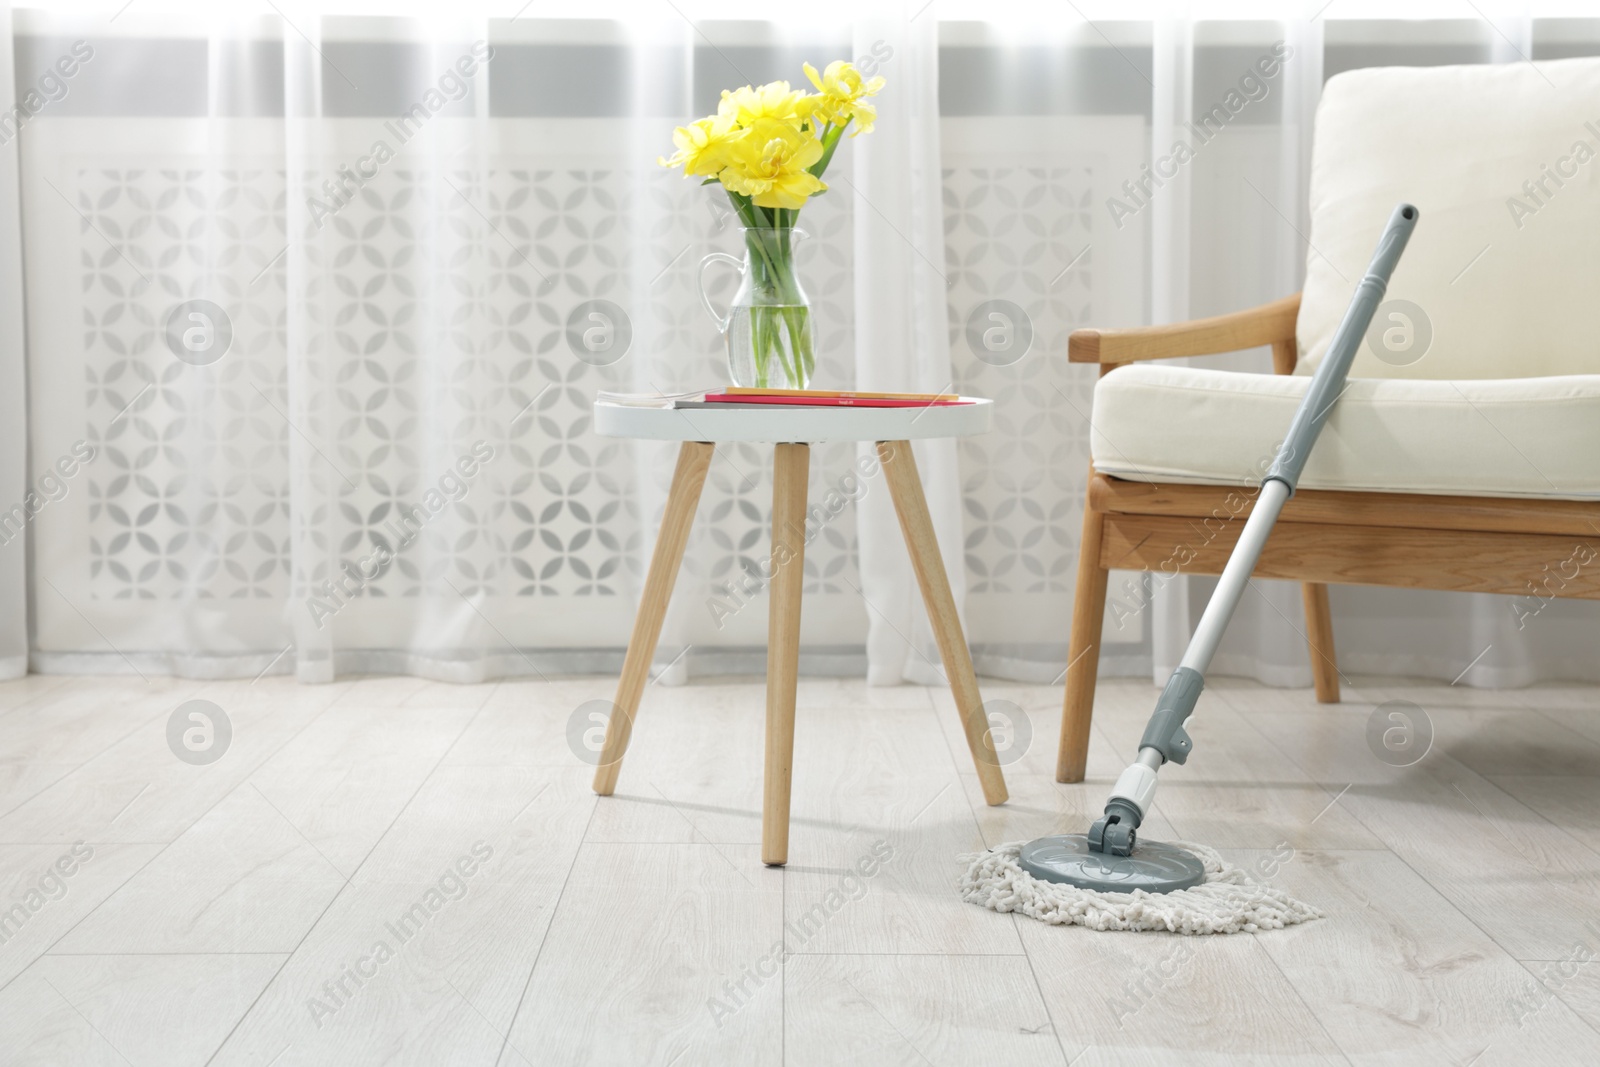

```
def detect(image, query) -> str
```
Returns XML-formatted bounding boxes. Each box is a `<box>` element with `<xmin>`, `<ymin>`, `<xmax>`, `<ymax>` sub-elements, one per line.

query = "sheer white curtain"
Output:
<box><xmin>16</xmin><ymin>1</ymin><xmax>969</xmax><ymax>684</ymax></box>
<box><xmin>1146</xmin><ymin>6</ymin><xmax>1328</xmax><ymax>686</ymax></box>
<box><xmin>849</xmin><ymin>10</ymin><xmax>963</xmax><ymax>686</ymax></box>
<box><xmin>8</xmin><ymin>1</ymin><xmax>1599</xmax><ymax>688</ymax></box>
<box><xmin>0</xmin><ymin>0</ymin><xmax>24</xmax><ymax>679</ymax></box>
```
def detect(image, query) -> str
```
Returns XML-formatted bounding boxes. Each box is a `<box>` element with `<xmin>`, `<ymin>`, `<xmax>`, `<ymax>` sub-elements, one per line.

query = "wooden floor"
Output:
<box><xmin>0</xmin><ymin>671</ymin><xmax>1596</xmax><ymax>1065</ymax></box>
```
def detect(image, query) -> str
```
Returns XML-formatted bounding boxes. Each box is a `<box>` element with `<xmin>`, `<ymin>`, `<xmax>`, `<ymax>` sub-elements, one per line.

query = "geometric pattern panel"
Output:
<box><xmin>73</xmin><ymin>156</ymin><xmax>1108</xmax><ymax>648</ymax></box>
<box><xmin>945</xmin><ymin>164</ymin><xmax>1098</xmax><ymax>596</ymax></box>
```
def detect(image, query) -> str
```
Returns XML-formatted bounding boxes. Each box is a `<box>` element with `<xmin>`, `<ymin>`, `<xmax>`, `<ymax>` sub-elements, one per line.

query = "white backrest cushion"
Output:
<box><xmin>1298</xmin><ymin>57</ymin><xmax>1600</xmax><ymax>379</ymax></box>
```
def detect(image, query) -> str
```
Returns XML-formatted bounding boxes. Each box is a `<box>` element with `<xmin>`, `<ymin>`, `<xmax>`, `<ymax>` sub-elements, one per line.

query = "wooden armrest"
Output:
<box><xmin>1069</xmin><ymin>292</ymin><xmax>1301</xmax><ymax>367</ymax></box>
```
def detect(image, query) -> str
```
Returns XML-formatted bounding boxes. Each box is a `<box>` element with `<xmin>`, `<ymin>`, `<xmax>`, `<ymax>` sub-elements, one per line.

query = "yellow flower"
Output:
<box><xmin>719</xmin><ymin>118</ymin><xmax>827</xmax><ymax>210</ymax></box>
<box><xmin>718</xmin><ymin>81</ymin><xmax>816</xmax><ymax>128</ymax></box>
<box><xmin>658</xmin><ymin>112</ymin><xmax>743</xmax><ymax>177</ymax></box>
<box><xmin>802</xmin><ymin>60</ymin><xmax>885</xmax><ymax>135</ymax></box>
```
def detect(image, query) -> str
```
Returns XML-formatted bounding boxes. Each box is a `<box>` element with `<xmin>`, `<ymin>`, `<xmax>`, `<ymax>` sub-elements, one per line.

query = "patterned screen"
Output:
<box><xmin>40</xmin><ymin>116</ymin><xmax>1140</xmax><ymax>676</ymax></box>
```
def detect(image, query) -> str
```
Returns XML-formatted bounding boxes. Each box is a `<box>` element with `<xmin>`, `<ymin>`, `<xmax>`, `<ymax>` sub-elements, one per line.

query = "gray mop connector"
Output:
<box><xmin>1019</xmin><ymin>203</ymin><xmax>1420</xmax><ymax>897</ymax></box>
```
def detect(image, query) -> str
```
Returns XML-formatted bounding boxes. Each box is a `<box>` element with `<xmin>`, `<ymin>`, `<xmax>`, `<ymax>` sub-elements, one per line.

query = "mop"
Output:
<box><xmin>962</xmin><ymin>203</ymin><xmax>1419</xmax><ymax>933</ymax></box>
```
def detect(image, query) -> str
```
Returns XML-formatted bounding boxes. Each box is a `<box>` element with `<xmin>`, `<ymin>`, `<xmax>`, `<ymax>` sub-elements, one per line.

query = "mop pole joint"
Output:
<box><xmin>1089</xmin><ymin>668</ymin><xmax>1206</xmax><ymax>856</ymax></box>
<box><xmin>1138</xmin><ymin>666</ymin><xmax>1204</xmax><ymax>765</ymax></box>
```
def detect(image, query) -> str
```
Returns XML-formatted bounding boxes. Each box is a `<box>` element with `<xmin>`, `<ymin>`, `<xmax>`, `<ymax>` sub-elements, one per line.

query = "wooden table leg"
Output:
<box><xmin>877</xmin><ymin>440</ymin><xmax>1008</xmax><ymax>806</ymax></box>
<box><xmin>1302</xmin><ymin>582</ymin><xmax>1341</xmax><ymax>703</ymax></box>
<box><xmin>763</xmin><ymin>443</ymin><xmax>809</xmax><ymax>866</ymax></box>
<box><xmin>593</xmin><ymin>441</ymin><xmax>714</xmax><ymax>795</ymax></box>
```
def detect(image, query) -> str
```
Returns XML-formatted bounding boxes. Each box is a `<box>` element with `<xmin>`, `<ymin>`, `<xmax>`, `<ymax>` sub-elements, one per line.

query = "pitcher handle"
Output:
<box><xmin>697</xmin><ymin>252</ymin><xmax>744</xmax><ymax>334</ymax></box>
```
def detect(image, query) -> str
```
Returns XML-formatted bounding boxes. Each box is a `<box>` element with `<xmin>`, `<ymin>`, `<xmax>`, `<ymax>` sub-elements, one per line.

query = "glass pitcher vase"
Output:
<box><xmin>698</xmin><ymin>227</ymin><xmax>815</xmax><ymax>390</ymax></box>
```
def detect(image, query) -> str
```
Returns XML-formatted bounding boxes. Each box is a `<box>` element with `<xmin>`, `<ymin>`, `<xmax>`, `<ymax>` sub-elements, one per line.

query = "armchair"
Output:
<box><xmin>1056</xmin><ymin>58</ymin><xmax>1600</xmax><ymax>783</ymax></box>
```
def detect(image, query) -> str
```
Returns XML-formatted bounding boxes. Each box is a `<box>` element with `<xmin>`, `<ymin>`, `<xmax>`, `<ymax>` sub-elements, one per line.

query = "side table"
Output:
<box><xmin>591</xmin><ymin>398</ymin><xmax>1007</xmax><ymax>865</ymax></box>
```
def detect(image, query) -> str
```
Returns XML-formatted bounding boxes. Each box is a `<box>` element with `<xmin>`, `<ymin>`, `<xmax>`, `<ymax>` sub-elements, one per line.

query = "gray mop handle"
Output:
<box><xmin>1092</xmin><ymin>205</ymin><xmax>1422</xmax><ymax>852</ymax></box>
<box><xmin>1127</xmin><ymin>203</ymin><xmax>1420</xmax><ymax>772</ymax></box>
<box><xmin>1263</xmin><ymin>202</ymin><xmax>1419</xmax><ymax>494</ymax></box>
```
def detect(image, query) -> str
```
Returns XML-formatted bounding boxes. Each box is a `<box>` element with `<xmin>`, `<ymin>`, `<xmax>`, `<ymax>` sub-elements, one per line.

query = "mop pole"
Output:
<box><xmin>1088</xmin><ymin>203</ymin><xmax>1419</xmax><ymax>857</ymax></box>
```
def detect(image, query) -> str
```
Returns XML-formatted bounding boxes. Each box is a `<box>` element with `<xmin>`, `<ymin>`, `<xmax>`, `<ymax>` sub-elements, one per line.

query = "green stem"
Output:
<box><xmin>778</xmin><ymin>307</ymin><xmax>809</xmax><ymax>387</ymax></box>
<box><xmin>765</xmin><ymin>309</ymin><xmax>784</xmax><ymax>386</ymax></box>
<box><xmin>808</xmin><ymin>121</ymin><xmax>850</xmax><ymax>180</ymax></box>
<box><xmin>772</xmin><ymin>239</ymin><xmax>810</xmax><ymax>386</ymax></box>
<box><xmin>726</xmin><ymin>190</ymin><xmax>761</xmax><ymax>229</ymax></box>
<box><xmin>767</xmin><ymin>309</ymin><xmax>784</xmax><ymax>385</ymax></box>
<box><xmin>752</xmin><ymin>305</ymin><xmax>768</xmax><ymax>387</ymax></box>
<box><xmin>718</xmin><ymin>194</ymin><xmax>815</xmax><ymax>387</ymax></box>
<box><xmin>796</xmin><ymin>307</ymin><xmax>815</xmax><ymax>382</ymax></box>
<box><xmin>738</xmin><ymin>216</ymin><xmax>786</xmax><ymax>290</ymax></box>
<box><xmin>765</xmin><ymin>307</ymin><xmax>779</xmax><ymax>386</ymax></box>
<box><xmin>781</xmin><ymin>311</ymin><xmax>802</xmax><ymax>385</ymax></box>
<box><xmin>753</xmin><ymin>303</ymin><xmax>768</xmax><ymax>387</ymax></box>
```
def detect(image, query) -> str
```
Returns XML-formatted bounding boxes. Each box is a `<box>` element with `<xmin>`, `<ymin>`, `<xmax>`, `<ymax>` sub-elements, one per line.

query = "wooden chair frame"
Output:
<box><xmin>1056</xmin><ymin>292</ymin><xmax>1600</xmax><ymax>783</ymax></box>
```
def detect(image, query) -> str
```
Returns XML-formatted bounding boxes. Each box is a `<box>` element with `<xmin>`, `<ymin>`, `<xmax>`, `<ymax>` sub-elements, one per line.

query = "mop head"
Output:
<box><xmin>959</xmin><ymin>839</ymin><xmax>1323</xmax><ymax>935</ymax></box>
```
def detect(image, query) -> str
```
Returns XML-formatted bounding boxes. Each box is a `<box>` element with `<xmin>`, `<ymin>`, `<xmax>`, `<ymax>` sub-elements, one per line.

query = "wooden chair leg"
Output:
<box><xmin>763</xmin><ymin>443</ymin><xmax>809</xmax><ymax>866</ymax></box>
<box><xmin>593</xmin><ymin>441</ymin><xmax>714</xmax><ymax>795</ymax></box>
<box><xmin>1057</xmin><ymin>488</ymin><xmax>1109</xmax><ymax>783</ymax></box>
<box><xmin>877</xmin><ymin>440</ymin><xmax>1008</xmax><ymax>807</ymax></box>
<box><xmin>1302</xmin><ymin>582</ymin><xmax>1341</xmax><ymax>703</ymax></box>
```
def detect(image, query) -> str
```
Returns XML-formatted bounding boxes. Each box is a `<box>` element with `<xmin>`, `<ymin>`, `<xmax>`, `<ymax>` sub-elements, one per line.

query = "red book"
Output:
<box><xmin>722</xmin><ymin>387</ymin><xmax>960</xmax><ymax>401</ymax></box>
<box><xmin>698</xmin><ymin>393</ymin><xmax>971</xmax><ymax>408</ymax></box>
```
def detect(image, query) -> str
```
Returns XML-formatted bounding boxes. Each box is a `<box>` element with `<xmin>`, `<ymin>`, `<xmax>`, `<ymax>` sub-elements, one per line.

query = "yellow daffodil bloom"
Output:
<box><xmin>718</xmin><ymin>118</ymin><xmax>827</xmax><ymax>209</ymax></box>
<box><xmin>718</xmin><ymin>81</ymin><xmax>817</xmax><ymax>127</ymax></box>
<box><xmin>658</xmin><ymin>59</ymin><xmax>885</xmax><ymax>221</ymax></box>
<box><xmin>657</xmin><ymin>112</ymin><xmax>744</xmax><ymax>177</ymax></box>
<box><xmin>802</xmin><ymin>60</ymin><xmax>885</xmax><ymax>135</ymax></box>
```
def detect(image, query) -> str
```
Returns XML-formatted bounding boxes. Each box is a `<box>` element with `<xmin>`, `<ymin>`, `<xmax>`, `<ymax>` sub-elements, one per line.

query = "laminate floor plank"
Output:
<box><xmin>1484</xmin><ymin>774</ymin><xmax>1600</xmax><ymax>860</ymax></box>
<box><xmin>1511</xmin><ymin>684</ymin><xmax>1600</xmax><ymax>748</ymax></box>
<box><xmin>1516</xmin><ymin>952</ymin><xmax>1600</xmax><ymax>1036</ymax></box>
<box><xmin>0</xmin><ymin>678</ymin><xmax>344</xmax><ymax>844</ymax></box>
<box><xmin>0</xmin><ymin>840</ymin><xmax>163</xmax><ymax>989</ymax></box>
<box><xmin>583</xmin><ymin>681</ymin><xmax>772</xmax><ymax>845</ymax></box>
<box><xmin>502</xmin><ymin>842</ymin><xmax>785</xmax><ymax>1067</ymax></box>
<box><xmin>0</xmin><ymin>677</ymin><xmax>205</xmax><ymax>819</ymax></box>
<box><xmin>1152</xmin><ymin>692</ymin><xmax>1381</xmax><ymax>850</ymax></box>
<box><xmin>784</xmin><ymin>701</ymin><xmax>1018</xmax><ymax>957</ymax></box>
<box><xmin>1243</xmin><ymin>707</ymin><xmax>1600</xmax><ymax>959</ymax></box>
<box><xmin>0</xmin><ymin>673</ymin><xmax>1592</xmax><ymax>1065</ymax></box>
<box><xmin>247</xmin><ymin>693</ymin><xmax>489</xmax><ymax>877</ymax></box>
<box><xmin>0</xmin><ymin>952</ymin><xmax>286</xmax><ymax>1067</ymax></box>
<box><xmin>0</xmin><ymin>672</ymin><xmax>75</xmax><ymax>718</ymax></box>
<box><xmin>1252</xmin><ymin>848</ymin><xmax>1599</xmax><ymax>1065</ymax></box>
<box><xmin>785</xmin><ymin>953</ymin><xmax>1068</xmax><ymax>1067</ymax></box>
<box><xmin>203</xmin><ymin>764</ymin><xmax>587</xmax><ymax>1065</ymax></box>
<box><xmin>50</xmin><ymin>786</ymin><xmax>351</xmax><ymax>955</ymax></box>
<box><xmin>1019</xmin><ymin>915</ymin><xmax>1347</xmax><ymax>1065</ymax></box>
<box><xmin>205</xmin><ymin>876</ymin><xmax>528</xmax><ymax>1067</ymax></box>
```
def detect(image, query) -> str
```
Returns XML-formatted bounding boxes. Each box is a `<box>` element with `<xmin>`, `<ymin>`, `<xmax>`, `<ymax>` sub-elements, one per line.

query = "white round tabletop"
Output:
<box><xmin>593</xmin><ymin>398</ymin><xmax>992</xmax><ymax>443</ymax></box>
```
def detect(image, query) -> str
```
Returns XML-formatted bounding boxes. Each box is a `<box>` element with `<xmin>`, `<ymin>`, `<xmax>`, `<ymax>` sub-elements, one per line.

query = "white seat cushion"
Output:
<box><xmin>1090</xmin><ymin>364</ymin><xmax>1600</xmax><ymax>501</ymax></box>
<box><xmin>1300</xmin><ymin>57</ymin><xmax>1600</xmax><ymax>380</ymax></box>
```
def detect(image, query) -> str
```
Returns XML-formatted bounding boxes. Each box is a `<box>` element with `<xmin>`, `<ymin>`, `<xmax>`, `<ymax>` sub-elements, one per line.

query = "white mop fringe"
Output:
<box><xmin>959</xmin><ymin>840</ymin><xmax>1323</xmax><ymax>935</ymax></box>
